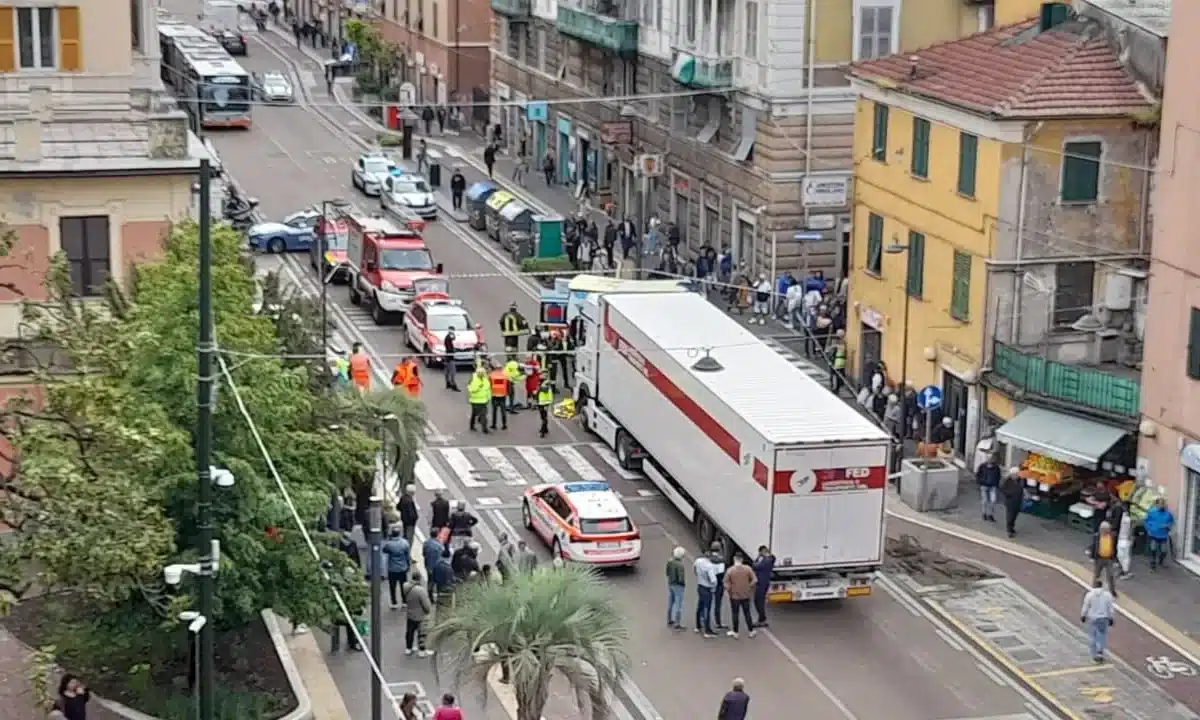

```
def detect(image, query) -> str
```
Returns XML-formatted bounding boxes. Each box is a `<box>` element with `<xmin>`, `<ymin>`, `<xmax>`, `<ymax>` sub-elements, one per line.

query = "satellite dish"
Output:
<box><xmin>692</xmin><ymin>349</ymin><xmax>723</xmax><ymax>372</ymax></box>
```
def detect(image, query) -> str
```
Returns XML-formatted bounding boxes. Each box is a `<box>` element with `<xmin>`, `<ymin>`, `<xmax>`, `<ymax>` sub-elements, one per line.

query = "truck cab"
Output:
<box><xmin>339</xmin><ymin>206</ymin><xmax>444</xmax><ymax>324</ymax></box>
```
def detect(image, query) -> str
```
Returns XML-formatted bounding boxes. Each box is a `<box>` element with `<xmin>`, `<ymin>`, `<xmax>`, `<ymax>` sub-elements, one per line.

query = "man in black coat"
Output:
<box><xmin>396</xmin><ymin>484</ymin><xmax>419</xmax><ymax>545</ymax></box>
<box><xmin>718</xmin><ymin>678</ymin><xmax>750</xmax><ymax>720</ymax></box>
<box><xmin>429</xmin><ymin>490</ymin><xmax>450</xmax><ymax>533</ymax></box>
<box><xmin>450</xmin><ymin>168</ymin><xmax>466</xmax><ymax>211</ymax></box>
<box><xmin>1000</xmin><ymin>468</ymin><xmax>1025</xmax><ymax>538</ymax></box>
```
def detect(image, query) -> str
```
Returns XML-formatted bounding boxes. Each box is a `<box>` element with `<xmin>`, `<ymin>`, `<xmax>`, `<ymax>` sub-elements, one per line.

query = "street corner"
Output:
<box><xmin>921</xmin><ymin>579</ymin><xmax>1200</xmax><ymax>719</ymax></box>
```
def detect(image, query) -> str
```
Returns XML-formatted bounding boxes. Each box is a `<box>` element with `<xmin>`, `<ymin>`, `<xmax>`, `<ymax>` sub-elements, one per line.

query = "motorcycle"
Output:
<box><xmin>222</xmin><ymin>187</ymin><xmax>259</xmax><ymax>231</ymax></box>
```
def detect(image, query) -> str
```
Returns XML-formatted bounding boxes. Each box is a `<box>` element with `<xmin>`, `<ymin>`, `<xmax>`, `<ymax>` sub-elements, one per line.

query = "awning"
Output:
<box><xmin>995</xmin><ymin>407</ymin><xmax>1126</xmax><ymax>469</ymax></box>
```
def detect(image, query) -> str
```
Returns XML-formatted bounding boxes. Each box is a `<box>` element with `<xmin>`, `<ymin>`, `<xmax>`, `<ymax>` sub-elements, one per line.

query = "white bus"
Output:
<box><xmin>159</xmin><ymin>21</ymin><xmax>253</xmax><ymax>129</ymax></box>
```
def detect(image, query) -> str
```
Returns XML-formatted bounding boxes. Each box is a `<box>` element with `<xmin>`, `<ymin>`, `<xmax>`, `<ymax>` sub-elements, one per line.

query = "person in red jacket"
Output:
<box><xmin>432</xmin><ymin>693</ymin><xmax>464</xmax><ymax>720</ymax></box>
<box><xmin>524</xmin><ymin>356</ymin><xmax>542</xmax><ymax>410</ymax></box>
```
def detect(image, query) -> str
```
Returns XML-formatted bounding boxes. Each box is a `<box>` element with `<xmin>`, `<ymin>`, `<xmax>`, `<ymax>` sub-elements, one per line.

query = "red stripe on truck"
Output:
<box><xmin>603</xmin><ymin>309</ymin><xmax>741</xmax><ymax>464</ymax></box>
<box><xmin>754</xmin><ymin>459</ymin><xmax>796</xmax><ymax>493</ymax></box>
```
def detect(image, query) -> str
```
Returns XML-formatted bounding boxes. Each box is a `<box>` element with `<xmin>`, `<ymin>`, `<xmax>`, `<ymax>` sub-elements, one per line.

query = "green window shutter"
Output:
<box><xmin>1061</xmin><ymin>141</ymin><xmax>1101</xmax><ymax>202</ymax></box>
<box><xmin>951</xmin><ymin>251</ymin><xmax>971</xmax><ymax>321</ymax></box>
<box><xmin>871</xmin><ymin>104</ymin><xmax>889</xmax><ymax>162</ymax></box>
<box><xmin>906</xmin><ymin>231</ymin><xmax>925</xmax><ymax>297</ymax></box>
<box><xmin>911</xmin><ymin>118</ymin><xmax>930</xmax><ymax>178</ymax></box>
<box><xmin>1189</xmin><ymin>308</ymin><xmax>1200</xmax><ymax>380</ymax></box>
<box><xmin>957</xmin><ymin>133</ymin><xmax>978</xmax><ymax>196</ymax></box>
<box><xmin>866</xmin><ymin>213</ymin><xmax>883</xmax><ymax>274</ymax></box>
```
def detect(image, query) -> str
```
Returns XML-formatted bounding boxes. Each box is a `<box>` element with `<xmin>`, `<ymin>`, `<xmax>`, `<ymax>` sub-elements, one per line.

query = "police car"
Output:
<box><xmin>522</xmin><ymin>481</ymin><xmax>641</xmax><ymax>567</ymax></box>
<box><xmin>381</xmin><ymin>172</ymin><xmax>437</xmax><ymax>220</ymax></box>
<box><xmin>403</xmin><ymin>291</ymin><xmax>485</xmax><ymax>367</ymax></box>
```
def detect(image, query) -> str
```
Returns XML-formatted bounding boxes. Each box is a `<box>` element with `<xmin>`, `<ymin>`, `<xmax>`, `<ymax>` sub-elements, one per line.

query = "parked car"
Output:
<box><xmin>246</xmin><ymin>209</ymin><xmax>322</xmax><ymax>252</ymax></box>
<box><xmin>381</xmin><ymin>172</ymin><xmax>437</xmax><ymax>220</ymax></box>
<box><xmin>351</xmin><ymin>151</ymin><xmax>394</xmax><ymax>197</ymax></box>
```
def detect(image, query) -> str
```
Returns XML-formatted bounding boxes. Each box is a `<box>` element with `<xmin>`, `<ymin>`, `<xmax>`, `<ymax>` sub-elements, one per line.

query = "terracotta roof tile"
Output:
<box><xmin>847</xmin><ymin>20</ymin><xmax>1153</xmax><ymax>119</ymax></box>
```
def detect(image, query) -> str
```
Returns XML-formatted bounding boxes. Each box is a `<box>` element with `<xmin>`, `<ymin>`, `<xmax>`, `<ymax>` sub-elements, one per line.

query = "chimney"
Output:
<box><xmin>1039</xmin><ymin>2</ymin><xmax>1071</xmax><ymax>31</ymax></box>
<box><xmin>908</xmin><ymin>56</ymin><xmax>919</xmax><ymax>78</ymax></box>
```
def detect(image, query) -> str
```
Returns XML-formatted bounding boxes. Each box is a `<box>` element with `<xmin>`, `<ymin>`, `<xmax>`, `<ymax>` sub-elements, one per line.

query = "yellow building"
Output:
<box><xmin>844</xmin><ymin>3</ymin><xmax>1156</xmax><ymax>457</ymax></box>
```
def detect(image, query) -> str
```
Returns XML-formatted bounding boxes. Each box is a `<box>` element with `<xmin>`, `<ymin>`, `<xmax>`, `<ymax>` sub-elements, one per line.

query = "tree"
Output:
<box><xmin>0</xmin><ymin>221</ymin><xmax>426</xmax><ymax>635</ymax></box>
<box><xmin>429</xmin><ymin>566</ymin><xmax>630</xmax><ymax>720</ymax></box>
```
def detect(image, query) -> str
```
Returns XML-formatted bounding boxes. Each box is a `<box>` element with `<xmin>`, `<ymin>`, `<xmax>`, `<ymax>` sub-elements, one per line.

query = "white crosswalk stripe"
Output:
<box><xmin>419</xmin><ymin>444</ymin><xmax>644</xmax><ymax>492</ymax></box>
<box><xmin>587</xmin><ymin>442</ymin><xmax>641</xmax><ymax>480</ymax></box>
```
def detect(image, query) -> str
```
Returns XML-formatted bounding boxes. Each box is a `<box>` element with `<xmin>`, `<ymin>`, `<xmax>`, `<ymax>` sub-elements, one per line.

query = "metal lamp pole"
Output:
<box><xmin>320</xmin><ymin>199</ymin><xmax>331</xmax><ymax>350</ymax></box>
<box><xmin>886</xmin><ymin>242</ymin><xmax>911</xmax><ymax>476</ymax></box>
<box><xmin>195</xmin><ymin>158</ymin><xmax>217</xmax><ymax>720</ymax></box>
<box><xmin>366</xmin><ymin>496</ymin><xmax>384</xmax><ymax>720</ymax></box>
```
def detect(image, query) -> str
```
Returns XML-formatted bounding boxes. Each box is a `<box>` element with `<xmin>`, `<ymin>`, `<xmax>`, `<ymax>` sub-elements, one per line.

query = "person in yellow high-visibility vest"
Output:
<box><xmin>536</xmin><ymin>378</ymin><xmax>553</xmax><ymax>438</ymax></box>
<box><xmin>503</xmin><ymin>356</ymin><xmax>523</xmax><ymax>411</ymax></box>
<box><xmin>467</xmin><ymin>367</ymin><xmax>492</xmax><ymax>434</ymax></box>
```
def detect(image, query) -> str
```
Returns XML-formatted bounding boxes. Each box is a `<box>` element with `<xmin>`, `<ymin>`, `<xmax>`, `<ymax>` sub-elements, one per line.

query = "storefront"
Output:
<box><xmin>526</xmin><ymin>102</ymin><xmax>548</xmax><ymax>163</ymax></box>
<box><xmin>1177</xmin><ymin>444</ymin><xmax>1200</xmax><ymax>571</ymax></box>
<box><xmin>856</xmin><ymin>305</ymin><xmax>884</xmax><ymax>388</ymax></box>
<box><xmin>995</xmin><ymin>406</ymin><xmax>1143</xmax><ymax>523</ymax></box>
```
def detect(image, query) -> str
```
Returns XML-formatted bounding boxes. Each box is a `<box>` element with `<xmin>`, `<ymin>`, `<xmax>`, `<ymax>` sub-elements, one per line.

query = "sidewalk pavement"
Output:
<box><xmin>888</xmin><ymin>494</ymin><xmax>1200</xmax><ymax>715</ymax></box>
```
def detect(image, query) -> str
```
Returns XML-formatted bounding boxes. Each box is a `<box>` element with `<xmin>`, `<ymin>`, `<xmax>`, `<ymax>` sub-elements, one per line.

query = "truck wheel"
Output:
<box><xmin>521</xmin><ymin>501</ymin><xmax>533</xmax><ymax>530</ymax></box>
<box><xmin>349</xmin><ymin>283</ymin><xmax>361</xmax><ymax>306</ymax></box>
<box><xmin>371</xmin><ymin>296</ymin><xmax>386</xmax><ymax>324</ymax></box>
<box><xmin>616</xmin><ymin>430</ymin><xmax>641</xmax><ymax>471</ymax></box>
<box><xmin>576</xmin><ymin>390</ymin><xmax>592</xmax><ymax>433</ymax></box>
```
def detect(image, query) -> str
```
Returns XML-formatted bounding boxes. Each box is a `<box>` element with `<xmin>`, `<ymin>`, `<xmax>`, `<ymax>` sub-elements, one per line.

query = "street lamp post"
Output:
<box><xmin>195</xmin><ymin>157</ymin><xmax>217</xmax><ymax>720</ymax></box>
<box><xmin>319</xmin><ymin>198</ymin><xmax>346</xmax><ymax>353</ymax></box>
<box><xmin>366</xmin><ymin>496</ymin><xmax>384</xmax><ymax>720</ymax></box>
<box><xmin>885</xmin><ymin>242</ymin><xmax>912</xmax><ymax>476</ymax></box>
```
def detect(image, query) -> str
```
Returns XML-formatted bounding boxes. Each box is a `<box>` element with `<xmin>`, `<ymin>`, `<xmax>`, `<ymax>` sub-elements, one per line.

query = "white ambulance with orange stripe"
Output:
<box><xmin>573</xmin><ymin>291</ymin><xmax>891</xmax><ymax>602</ymax></box>
<box><xmin>522</xmin><ymin>481</ymin><xmax>642</xmax><ymax>566</ymax></box>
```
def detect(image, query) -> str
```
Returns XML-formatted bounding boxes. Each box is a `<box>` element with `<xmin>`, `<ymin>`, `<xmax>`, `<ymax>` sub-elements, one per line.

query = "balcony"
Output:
<box><xmin>490</xmin><ymin>0</ymin><xmax>531</xmax><ymax>19</ymax></box>
<box><xmin>556</xmin><ymin>4</ymin><xmax>639</xmax><ymax>56</ymax></box>
<box><xmin>671</xmin><ymin>52</ymin><xmax>734</xmax><ymax>89</ymax></box>
<box><xmin>988</xmin><ymin>340</ymin><xmax>1141</xmax><ymax>419</ymax></box>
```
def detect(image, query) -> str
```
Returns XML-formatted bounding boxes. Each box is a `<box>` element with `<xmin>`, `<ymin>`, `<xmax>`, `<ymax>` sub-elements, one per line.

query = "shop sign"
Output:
<box><xmin>806</xmin><ymin>214</ymin><xmax>836</xmax><ymax>231</ymax></box>
<box><xmin>802</xmin><ymin>175</ymin><xmax>851</xmax><ymax>208</ymax></box>
<box><xmin>601</xmin><ymin>120</ymin><xmax>633</xmax><ymax>145</ymax></box>
<box><xmin>859</xmin><ymin>306</ymin><xmax>884</xmax><ymax>330</ymax></box>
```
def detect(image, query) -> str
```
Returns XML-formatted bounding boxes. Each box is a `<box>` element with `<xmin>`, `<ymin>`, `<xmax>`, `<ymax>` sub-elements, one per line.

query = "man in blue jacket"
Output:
<box><xmin>381</xmin><ymin>526</ymin><xmax>411</xmax><ymax>609</ymax></box>
<box><xmin>717</xmin><ymin>678</ymin><xmax>750</xmax><ymax>720</ymax></box>
<box><xmin>1143</xmin><ymin>497</ymin><xmax>1175</xmax><ymax>570</ymax></box>
<box><xmin>752</xmin><ymin>545</ymin><xmax>775</xmax><ymax>628</ymax></box>
<box><xmin>976</xmin><ymin>453</ymin><xmax>1002</xmax><ymax>522</ymax></box>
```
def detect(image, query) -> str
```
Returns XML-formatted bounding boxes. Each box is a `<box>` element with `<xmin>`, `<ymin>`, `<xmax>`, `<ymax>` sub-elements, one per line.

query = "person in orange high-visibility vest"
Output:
<box><xmin>402</xmin><ymin>359</ymin><xmax>422</xmax><ymax>399</ymax></box>
<box><xmin>489</xmin><ymin>367</ymin><xmax>510</xmax><ymax>430</ymax></box>
<box><xmin>391</xmin><ymin>361</ymin><xmax>410</xmax><ymax>388</ymax></box>
<box><xmin>349</xmin><ymin>342</ymin><xmax>370</xmax><ymax>394</ymax></box>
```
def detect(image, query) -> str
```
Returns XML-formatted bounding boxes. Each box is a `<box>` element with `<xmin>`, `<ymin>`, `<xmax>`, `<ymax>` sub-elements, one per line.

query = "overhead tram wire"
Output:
<box><xmin>214</xmin><ymin>352</ymin><xmax>407</xmax><ymax>720</ymax></box>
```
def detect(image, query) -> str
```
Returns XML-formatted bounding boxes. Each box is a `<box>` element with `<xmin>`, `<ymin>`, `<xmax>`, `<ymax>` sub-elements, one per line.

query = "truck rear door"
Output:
<box><xmin>770</xmin><ymin>443</ymin><xmax>888</xmax><ymax>567</ymax></box>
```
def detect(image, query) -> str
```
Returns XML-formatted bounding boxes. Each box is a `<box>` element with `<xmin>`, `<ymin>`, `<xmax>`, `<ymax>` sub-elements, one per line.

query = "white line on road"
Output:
<box><xmin>935</xmin><ymin>628</ymin><xmax>966</xmax><ymax>652</ymax></box>
<box><xmin>414</xmin><ymin>455</ymin><xmax>446</xmax><ymax>491</ymax></box>
<box><xmin>514</xmin><ymin>446</ymin><xmax>565</xmax><ymax>485</ymax></box>
<box><xmin>588</xmin><ymin>443</ymin><xmax>642</xmax><ymax>480</ymax></box>
<box><xmin>553</xmin><ymin>445</ymin><xmax>609</xmax><ymax>483</ymax></box>
<box><xmin>476</xmin><ymin>446</ymin><xmax>527</xmax><ymax>486</ymax></box>
<box><xmin>975</xmin><ymin>661</ymin><xmax>1010</xmax><ymax>688</ymax></box>
<box><xmin>487</xmin><ymin>508</ymin><xmax>522</xmax><ymax>542</ymax></box>
<box><xmin>760</xmin><ymin>631</ymin><xmax>859</xmax><ymax>720</ymax></box>
<box><xmin>437</xmin><ymin>447</ymin><xmax>488</xmax><ymax>488</ymax></box>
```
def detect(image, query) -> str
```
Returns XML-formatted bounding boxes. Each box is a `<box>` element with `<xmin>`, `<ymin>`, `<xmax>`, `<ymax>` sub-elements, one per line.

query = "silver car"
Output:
<box><xmin>352</xmin><ymin>152</ymin><xmax>394</xmax><ymax>197</ymax></box>
<box><xmin>260</xmin><ymin>72</ymin><xmax>293</xmax><ymax>103</ymax></box>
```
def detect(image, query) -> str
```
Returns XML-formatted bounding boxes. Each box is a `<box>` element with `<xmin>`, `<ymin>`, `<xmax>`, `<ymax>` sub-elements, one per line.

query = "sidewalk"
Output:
<box><xmin>888</xmin><ymin>496</ymin><xmax>1200</xmax><ymax>715</ymax></box>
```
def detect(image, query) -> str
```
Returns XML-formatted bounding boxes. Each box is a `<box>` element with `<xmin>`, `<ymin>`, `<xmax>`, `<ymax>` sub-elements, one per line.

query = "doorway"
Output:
<box><xmin>943</xmin><ymin>371</ymin><xmax>969</xmax><ymax>455</ymax></box>
<box><xmin>534</xmin><ymin>121</ymin><xmax>546</xmax><ymax>163</ymax></box>
<box><xmin>839</xmin><ymin>229</ymin><xmax>851</xmax><ymax>279</ymax></box>
<box><xmin>579</xmin><ymin>137</ymin><xmax>593</xmax><ymax>189</ymax></box>
<box><xmin>734</xmin><ymin>218</ymin><xmax>753</xmax><ymax>267</ymax></box>
<box><xmin>859</xmin><ymin>327</ymin><xmax>881</xmax><ymax>388</ymax></box>
<box><xmin>558</xmin><ymin>131</ymin><xmax>571</xmax><ymax>182</ymax></box>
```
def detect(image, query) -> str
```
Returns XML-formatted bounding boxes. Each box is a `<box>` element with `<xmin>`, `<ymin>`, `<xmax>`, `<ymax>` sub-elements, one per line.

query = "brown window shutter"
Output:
<box><xmin>0</xmin><ymin>8</ymin><xmax>14</xmax><ymax>74</ymax></box>
<box><xmin>58</xmin><ymin>6</ymin><xmax>81</xmax><ymax>72</ymax></box>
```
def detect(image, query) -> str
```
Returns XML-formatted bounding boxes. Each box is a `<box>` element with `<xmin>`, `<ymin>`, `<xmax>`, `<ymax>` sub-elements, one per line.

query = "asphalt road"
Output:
<box><xmin>193</xmin><ymin>24</ymin><xmax>1061</xmax><ymax>720</ymax></box>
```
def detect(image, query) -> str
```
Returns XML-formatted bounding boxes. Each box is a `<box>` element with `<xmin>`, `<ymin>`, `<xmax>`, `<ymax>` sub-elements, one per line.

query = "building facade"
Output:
<box><xmin>0</xmin><ymin>0</ymin><xmax>204</xmax><ymax>393</ymax></box>
<box><xmin>373</xmin><ymin>0</ymin><xmax>493</xmax><ymax>104</ymax></box>
<box><xmin>488</xmin><ymin>0</ymin><xmax>1019</xmax><ymax>278</ymax></box>
<box><xmin>846</xmin><ymin>2</ymin><xmax>1157</xmax><ymax>465</ymax></box>
<box><xmin>1139</xmin><ymin>0</ymin><xmax>1200</xmax><ymax>573</ymax></box>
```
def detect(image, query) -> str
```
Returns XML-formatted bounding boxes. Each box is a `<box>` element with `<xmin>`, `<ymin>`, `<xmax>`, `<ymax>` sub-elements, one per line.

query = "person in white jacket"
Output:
<box><xmin>1116</xmin><ymin>509</ymin><xmax>1134</xmax><ymax>579</ymax></box>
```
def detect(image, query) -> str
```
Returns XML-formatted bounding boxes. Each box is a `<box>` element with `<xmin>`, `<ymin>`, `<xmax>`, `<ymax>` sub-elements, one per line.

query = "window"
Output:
<box><xmin>61</xmin><ymin>216</ymin><xmax>111</xmax><ymax>297</ymax></box>
<box><xmin>432</xmin><ymin>1</ymin><xmax>439</xmax><ymax>37</ymax></box>
<box><xmin>705</xmin><ymin>204</ymin><xmax>720</xmax><ymax>247</ymax></box>
<box><xmin>536</xmin><ymin>29</ymin><xmax>546</xmax><ymax>72</ymax></box>
<box><xmin>977</xmin><ymin>3</ymin><xmax>995</xmax><ymax>32</ymax></box>
<box><xmin>857</xmin><ymin>6</ymin><xmax>893</xmax><ymax>60</ymax></box>
<box><xmin>744</xmin><ymin>1</ymin><xmax>758</xmax><ymax>59</ymax></box>
<box><xmin>865</xmin><ymin>213</ymin><xmax>883</xmax><ymax>275</ymax></box>
<box><xmin>910</xmin><ymin>117</ymin><xmax>930</xmax><ymax>178</ymax></box>
<box><xmin>1053</xmin><ymin>262</ymin><xmax>1095</xmax><ymax>327</ymax></box>
<box><xmin>957</xmin><ymin>132</ymin><xmax>978</xmax><ymax>197</ymax></box>
<box><xmin>1061</xmin><ymin>141</ymin><xmax>1102</xmax><ymax>203</ymax></box>
<box><xmin>950</xmin><ymin>251</ymin><xmax>971</xmax><ymax>321</ymax></box>
<box><xmin>497</xmin><ymin>18</ymin><xmax>509</xmax><ymax>55</ymax></box>
<box><xmin>871</xmin><ymin>103</ymin><xmax>888</xmax><ymax>162</ymax></box>
<box><xmin>517</xmin><ymin>25</ymin><xmax>528</xmax><ymax>65</ymax></box>
<box><xmin>906</xmin><ymin>231</ymin><xmax>924</xmax><ymax>298</ymax></box>
<box><xmin>1189</xmin><ymin>309</ymin><xmax>1200</xmax><ymax>380</ymax></box>
<box><xmin>131</xmin><ymin>0</ymin><xmax>142</xmax><ymax>51</ymax></box>
<box><xmin>682</xmin><ymin>0</ymin><xmax>696</xmax><ymax>44</ymax></box>
<box><xmin>15</xmin><ymin>7</ymin><xmax>55</xmax><ymax>70</ymax></box>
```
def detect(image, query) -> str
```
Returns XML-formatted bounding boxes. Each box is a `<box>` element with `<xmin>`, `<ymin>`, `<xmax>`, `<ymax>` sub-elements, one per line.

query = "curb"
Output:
<box><xmin>886</xmin><ymin>500</ymin><xmax>1200</xmax><ymax>667</ymax></box>
<box><xmin>485</xmin><ymin>665</ymin><xmax>526</xmax><ymax>720</ymax></box>
<box><xmin>97</xmin><ymin>610</ymin><xmax>313</xmax><ymax>720</ymax></box>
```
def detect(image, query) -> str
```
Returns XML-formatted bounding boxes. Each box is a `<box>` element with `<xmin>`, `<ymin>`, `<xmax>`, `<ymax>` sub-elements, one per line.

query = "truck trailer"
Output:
<box><xmin>574</xmin><ymin>291</ymin><xmax>890</xmax><ymax>602</ymax></box>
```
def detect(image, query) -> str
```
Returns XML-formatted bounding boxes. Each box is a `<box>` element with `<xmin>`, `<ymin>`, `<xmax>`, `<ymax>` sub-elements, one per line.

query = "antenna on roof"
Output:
<box><xmin>691</xmin><ymin>347</ymin><xmax>723</xmax><ymax>373</ymax></box>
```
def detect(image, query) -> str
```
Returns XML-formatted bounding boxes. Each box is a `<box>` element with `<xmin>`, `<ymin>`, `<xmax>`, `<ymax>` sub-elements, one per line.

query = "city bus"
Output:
<box><xmin>159</xmin><ymin>21</ymin><xmax>253</xmax><ymax>129</ymax></box>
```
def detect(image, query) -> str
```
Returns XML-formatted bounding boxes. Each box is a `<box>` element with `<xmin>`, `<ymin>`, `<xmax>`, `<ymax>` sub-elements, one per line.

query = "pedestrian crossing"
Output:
<box><xmin>416</xmin><ymin>442</ymin><xmax>649</xmax><ymax>494</ymax></box>
<box><xmin>761</xmin><ymin>335</ymin><xmax>830</xmax><ymax>383</ymax></box>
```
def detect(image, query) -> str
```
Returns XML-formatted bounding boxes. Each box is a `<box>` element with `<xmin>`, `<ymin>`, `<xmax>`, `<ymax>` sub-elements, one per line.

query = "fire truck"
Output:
<box><xmin>338</xmin><ymin>204</ymin><xmax>443</xmax><ymax>324</ymax></box>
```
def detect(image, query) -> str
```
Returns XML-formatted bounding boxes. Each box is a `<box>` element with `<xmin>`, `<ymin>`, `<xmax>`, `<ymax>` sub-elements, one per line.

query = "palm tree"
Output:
<box><xmin>429</xmin><ymin>565</ymin><xmax>630</xmax><ymax>720</ymax></box>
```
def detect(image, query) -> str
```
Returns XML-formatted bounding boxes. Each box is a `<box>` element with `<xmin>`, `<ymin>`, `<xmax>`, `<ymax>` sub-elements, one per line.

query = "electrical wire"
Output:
<box><xmin>215</xmin><ymin>352</ymin><xmax>406</xmax><ymax>720</ymax></box>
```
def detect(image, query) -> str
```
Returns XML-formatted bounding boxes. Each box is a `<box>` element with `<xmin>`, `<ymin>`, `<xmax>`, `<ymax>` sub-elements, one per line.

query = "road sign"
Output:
<box><xmin>398</xmin><ymin>82</ymin><xmax>416</xmax><ymax>107</ymax></box>
<box><xmin>916</xmin><ymin>385</ymin><xmax>942</xmax><ymax>411</ymax></box>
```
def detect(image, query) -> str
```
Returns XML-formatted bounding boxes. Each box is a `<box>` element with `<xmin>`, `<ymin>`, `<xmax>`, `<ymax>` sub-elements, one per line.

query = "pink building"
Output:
<box><xmin>1139</xmin><ymin>0</ymin><xmax>1200</xmax><ymax>575</ymax></box>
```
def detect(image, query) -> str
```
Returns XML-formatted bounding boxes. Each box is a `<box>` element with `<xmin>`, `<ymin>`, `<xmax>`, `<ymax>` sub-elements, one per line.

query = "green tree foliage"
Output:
<box><xmin>429</xmin><ymin>566</ymin><xmax>630</xmax><ymax>720</ymax></box>
<box><xmin>0</xmin><ymin>221</ymin><xmax>425</xmax><ymax>633</ymax></box>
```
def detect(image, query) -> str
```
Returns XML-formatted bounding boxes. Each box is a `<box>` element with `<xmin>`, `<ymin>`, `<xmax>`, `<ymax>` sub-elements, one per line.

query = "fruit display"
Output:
<box><xmin>1018</xmin><ymin>453</ymin><xmax>1074</xmax><ymax>485</ymax></box>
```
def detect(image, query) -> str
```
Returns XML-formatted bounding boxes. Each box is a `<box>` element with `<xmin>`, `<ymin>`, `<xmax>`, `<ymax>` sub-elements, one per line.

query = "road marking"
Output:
<box><xmin>487</xmin><ymin>508</ymin><xmax>523</xmax><ymax>542</ymax></box>
<box><xmin>588</xmin><ymin>442</ymin><xmax>641</xmax><ymax>480</ymax></box>
<box><xmin>477</xmin><ymin>497</ymin><xmax>502</xmax><ymax>506</ymax></box>
<box><xmin>476</xmin><ymin>446</ymin><xmax>527</xmax><ymax>486</ymax></box>
<box><xmin>976</xmin><ymin>661</ymin><xmax>1010</xmax><ymax>687</ymax></box>
<box><xmin>437</xmin><ymin>447</ymin><xmax>488</xmax><ymax>488</ymax></box>
<box><xmin>1027</xmin><ymin>665</ymin><xmax>1108</xmax><ymax>679</ymax></box>
<box><xmin>934</xmin><ymin>628</ymin><xmax>965</xmax><ymax>652</ymax></box>
<box><xmin>514</xmin><ymin>445</ymin><xmax>565</xmax><ymax>485</ymax></box>
<box><xmin>636</xmin><ymin>489</ymin><xmax>660</xmax><ymax>497</ymax></box>
<box><xmin>414</xmin><ymin>455</ymin><xmax>446</xmax><ymax>491</ymax></box>
<box><xmin>553</xmin><ymin>445</ymin><xmax>608</xmax><ymax>482</ymax></box>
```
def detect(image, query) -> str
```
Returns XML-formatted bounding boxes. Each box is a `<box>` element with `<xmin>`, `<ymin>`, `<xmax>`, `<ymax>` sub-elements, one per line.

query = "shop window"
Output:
<box><xmin>1053</xmin><ymin>262</ymin><xmax>1094</xmax><ymax>327</ymax></box>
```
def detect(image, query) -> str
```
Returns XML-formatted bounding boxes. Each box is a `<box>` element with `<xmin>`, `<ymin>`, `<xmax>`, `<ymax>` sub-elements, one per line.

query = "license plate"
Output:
<box><xmin>767</xmin><ymin>591</ymin><xmax>793</xmax><ymax>603</ymax></box>
<box><xmin>598</xmin><ymin>542</ymin><xmax>622</xmax><ymax>549</ymax></box>
<box><xmin>805</xmin><ymin>579</ymin><xmax>832</xmax><ymax>588</ymax></box>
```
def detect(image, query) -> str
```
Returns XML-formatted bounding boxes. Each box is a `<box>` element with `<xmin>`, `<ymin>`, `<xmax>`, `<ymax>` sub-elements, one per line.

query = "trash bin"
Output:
<box><xmin>465</xmin><ymin>181</ymin><xmax>497</xmax><ymax>229</ymax></box>
<box><xmin>426</xmin><ymin>149</ymin><xmax>443</xmax><ymax>189</ymax></box>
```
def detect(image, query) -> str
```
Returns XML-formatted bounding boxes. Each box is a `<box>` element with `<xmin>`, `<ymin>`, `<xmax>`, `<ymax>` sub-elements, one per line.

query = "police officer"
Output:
<box><xmin>500</xmin><ymin>303</ymin><xmax>529</xmax><ymax>355</ymax></box>
<box><xmin>536</xmin><ymin>378</ymin><xmax>554</xmax><ymax>438</ymax></box>
<box><xmin>443</xmin><ymin>327</ymin><xmax>460</xmax><ymax>391</ymax></box>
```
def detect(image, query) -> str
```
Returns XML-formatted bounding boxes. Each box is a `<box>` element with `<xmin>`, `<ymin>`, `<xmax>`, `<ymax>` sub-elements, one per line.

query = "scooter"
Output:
<box><xmin>223</xmin><ymin>188</ymin><xmax>259</xmax><ymax>231</ymax></box>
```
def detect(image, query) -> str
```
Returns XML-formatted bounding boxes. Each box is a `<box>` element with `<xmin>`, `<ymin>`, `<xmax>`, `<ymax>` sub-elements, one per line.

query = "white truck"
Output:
<box><xmin>574</xmin><ymin>291</ymin><xmax>890</xmax><ymax>602</ymax></box>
